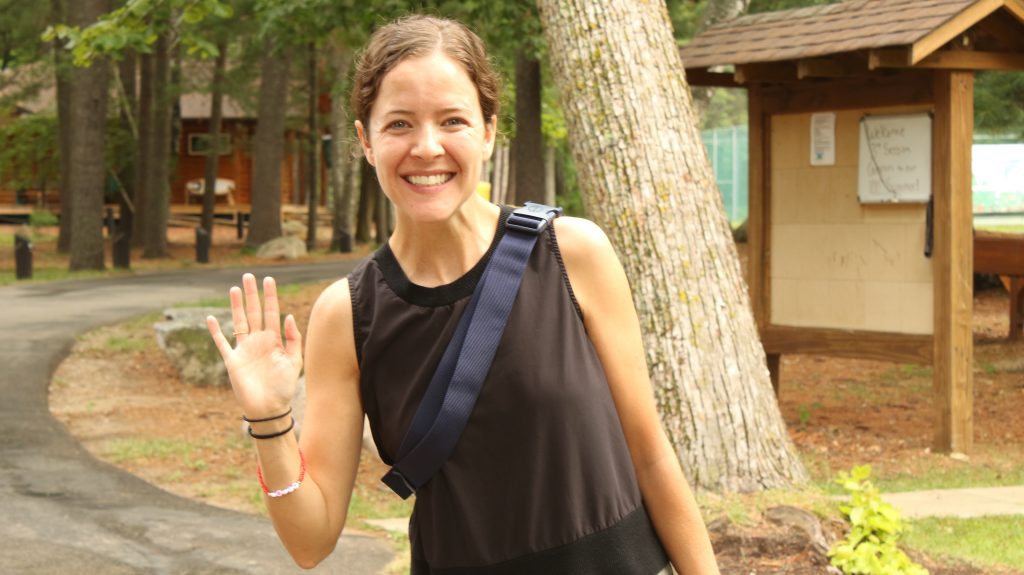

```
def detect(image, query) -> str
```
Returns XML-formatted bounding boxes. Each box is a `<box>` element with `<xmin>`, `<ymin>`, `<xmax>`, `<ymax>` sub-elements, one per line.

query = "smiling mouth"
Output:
<box><xmin>404</xmin><ymin>173</ymin><xmax>455</xmax><ymax>187</ymax></box>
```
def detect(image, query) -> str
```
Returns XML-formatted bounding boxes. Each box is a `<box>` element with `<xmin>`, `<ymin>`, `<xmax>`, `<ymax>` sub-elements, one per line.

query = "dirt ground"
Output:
<box><xmin>46</xmin><ymin>235</ymin><xmax>1024</xmax><ymax>574</ymax></box>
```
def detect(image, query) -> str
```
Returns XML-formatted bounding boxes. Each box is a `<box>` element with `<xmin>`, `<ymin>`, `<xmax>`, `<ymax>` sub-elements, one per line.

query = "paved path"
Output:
<box><xmin>0</xmin><ymin>262</ymin><xmax>395</xmax><ymax>575</ymax></box>
<box><xmin>886</xmin><ymin>485</ymin><xmax>1024</xmax><ymax>519</ymax></box>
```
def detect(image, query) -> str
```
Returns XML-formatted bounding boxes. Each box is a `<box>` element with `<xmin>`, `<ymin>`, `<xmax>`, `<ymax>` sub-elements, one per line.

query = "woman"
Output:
<box><xmin>208</xmin><ymin>14</ymin><xmax>719</xmax><ymax>575</ymax></box>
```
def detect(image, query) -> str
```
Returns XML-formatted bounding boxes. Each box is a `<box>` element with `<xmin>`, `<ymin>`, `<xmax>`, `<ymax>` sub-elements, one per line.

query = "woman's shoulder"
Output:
<box><xmin>310</xmin><ymin>277</ymin><xmax>354</xmax><ymax>327</ymax></box>
<box><xmin>551</xmin><ymin>216</ymin><xmax>617</xmax><ymax>267</ymax></box>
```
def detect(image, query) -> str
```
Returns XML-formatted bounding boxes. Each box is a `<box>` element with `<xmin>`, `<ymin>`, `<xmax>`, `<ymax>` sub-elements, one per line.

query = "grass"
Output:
<box><xmin>104</xmin><ymin>335</ymin><xmax>150</xmax><ymax>353</ymax></box>
<box><xmin>903</xmin><ymin>515</ymin><xmax>1024</xmax><ymax>571</ymax></box>
<box><xmin>0</xmin><ymin>266</ymin><xmax>126</xmax><ymax>286</ymax></box>
<box><xmin>104</xmin><ymin>437</ymin><xmax>199</xmax><ymax>464</ymax></box>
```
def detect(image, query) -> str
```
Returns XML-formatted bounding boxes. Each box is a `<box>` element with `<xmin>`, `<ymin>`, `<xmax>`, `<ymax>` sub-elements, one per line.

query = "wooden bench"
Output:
<box><xmin>974</xmin><ymin>231</ymin><xmax>1024</xmax><ymax>340</ymax></box>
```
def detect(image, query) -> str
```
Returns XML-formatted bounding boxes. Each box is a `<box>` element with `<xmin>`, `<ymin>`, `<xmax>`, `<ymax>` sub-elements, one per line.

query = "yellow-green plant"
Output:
<box><xmin>829</xmin><ymin>465</ymin><xmax>929</xmax><ymax>575</ymax></box>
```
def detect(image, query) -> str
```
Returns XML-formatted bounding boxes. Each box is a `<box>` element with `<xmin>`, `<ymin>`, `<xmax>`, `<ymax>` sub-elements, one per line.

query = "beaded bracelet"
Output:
<box><xmin>257</xmin><ymin>447</ymin><xmax>306</xmax><ymax>498</ymax></box>
<box><xmin>241</xmin><ymin>406</ymin><xmax>292</xmax><ymax>423</ymax></box>
<box><xmin>247</xmin><ymin>416</ymin><xmax>295</xmax><ymax>440</ymax></box>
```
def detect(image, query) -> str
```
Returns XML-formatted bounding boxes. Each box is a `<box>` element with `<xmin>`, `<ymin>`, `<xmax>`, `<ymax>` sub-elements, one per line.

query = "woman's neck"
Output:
<box><xmin>387</xmin><ymin>197</ymin><xmax>500</xmax><ymax>288</ymax></box>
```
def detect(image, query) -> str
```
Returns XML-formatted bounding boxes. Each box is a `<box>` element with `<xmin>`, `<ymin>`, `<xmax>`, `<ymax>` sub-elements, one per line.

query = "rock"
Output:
<box><xmin>154</xmin><ymin>308</ymin><xmax>232</xmax><ymax>387</ymax></box>
<box><xmin>282</xmin><ymin>220</ymin><xmax>308</xmax><ymax>238</ymax></box>
<box><xmin>256</xmin><ymin>236</ymin><xmax>307</xmax><ymax>260</ymax></box>
<box><xmin>765</xmin><ymin>505</ymin><xmax>830</xmax><ymax>558</ymax></box>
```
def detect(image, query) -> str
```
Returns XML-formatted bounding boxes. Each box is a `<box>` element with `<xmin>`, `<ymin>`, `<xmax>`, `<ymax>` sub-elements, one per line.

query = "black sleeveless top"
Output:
<box><xmin>348</xmin><ymin>207</ymin><xmax>668</xmax><ymax>574</ymax></box>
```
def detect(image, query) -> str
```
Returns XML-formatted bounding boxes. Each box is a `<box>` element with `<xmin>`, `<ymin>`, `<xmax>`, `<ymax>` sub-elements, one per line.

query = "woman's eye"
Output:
<box><xmin>388</xmin><ymin>120</ymin><xmax>409</xmax><ymax>129</ymax></box>
<box><xmin>443</xmin><ymin>118</ymin><xmax>467</xmax><ymax>127</ymax></box>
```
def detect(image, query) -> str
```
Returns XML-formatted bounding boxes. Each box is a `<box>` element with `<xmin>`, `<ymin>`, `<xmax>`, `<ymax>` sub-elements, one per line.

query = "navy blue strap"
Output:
<box><xmin>382</xmin><ymin>203</ymin><xmax>562</xmax><ymax>499</ymax></box>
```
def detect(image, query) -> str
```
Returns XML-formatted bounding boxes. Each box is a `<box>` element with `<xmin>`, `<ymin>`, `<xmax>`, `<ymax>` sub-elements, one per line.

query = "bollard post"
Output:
<box><xmin>338</xmin><ymin>229</ymin><xmax>352</xmax><ymax>253</ymax></box>
<box><xmin>15</xmin><ymin>234</ymin><xmax>33</xmax><ymax>280</ymax></box>
<box><xmin>236</xmin><ymin>212</ymin><xmax>244</xmax><ymax>240</ymax></box>
<box><xmin>196</xmin><ymin>226</ymin><xmax>211</xmax><ymax>264</ymax></box>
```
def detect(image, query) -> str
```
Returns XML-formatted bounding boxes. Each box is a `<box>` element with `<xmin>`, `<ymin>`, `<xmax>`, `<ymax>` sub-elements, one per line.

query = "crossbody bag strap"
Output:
<box><xmin>381</xmin><ymin>203</ymin><xmax>562</xmax><ymax>499</ymax></box>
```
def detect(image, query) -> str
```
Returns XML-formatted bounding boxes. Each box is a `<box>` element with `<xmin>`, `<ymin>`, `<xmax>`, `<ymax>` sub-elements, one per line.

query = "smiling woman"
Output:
<box><xmin>205</xmin><ymin>13</ymin><xmax>718</xmax><ymax>575</ymax></box>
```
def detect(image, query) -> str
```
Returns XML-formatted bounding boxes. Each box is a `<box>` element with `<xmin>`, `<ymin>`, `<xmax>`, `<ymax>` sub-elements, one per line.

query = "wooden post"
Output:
<box><xmin>748</xmin><ymin>84</ymin><xmax>767</xmax><ymax>331</ymax></box>
<box><xmin>931</xmin><ymin>70</ymin><xmax>974</xmax><ymax>453</ymax></box>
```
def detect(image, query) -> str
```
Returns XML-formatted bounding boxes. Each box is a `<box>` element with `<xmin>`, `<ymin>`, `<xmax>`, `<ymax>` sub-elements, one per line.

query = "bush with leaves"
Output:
<box><xmin>828</xmin><ymin>465</ymin><xmax>929</xmax><ymax>575</ymax></box>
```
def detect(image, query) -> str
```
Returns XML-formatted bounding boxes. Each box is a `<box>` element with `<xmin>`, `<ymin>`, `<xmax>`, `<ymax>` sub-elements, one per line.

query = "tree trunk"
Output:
<box><xmin>133</xmin><ymin>50</ymin><xmax>153</xmax><ymax>247</ymax></box>
<box><xmin>247</xmin><ymin>41</ymin><xmax>289</xmax><ymax>247</ymax></box>
<box><xmin>328</xmin><ymin>40</ymin><xmax>354</xmax><ymax>252</ymax></box>
<box><xmin>511</xmin><ymin>51</ymin><xmax>545</xmax><ymax>205</ymax></box>
<box><xmin>356</xmin><ymin>159</ymin><xmax>374</xmax><ymax>244</ymax></box>
<box><xmin>115</xmin><ymin>52</ymin><xmax>137</xmax><ymax>265</ymax></box>
<box><xmin>66</xmin><ymin>0</ymin><xmax>109</xmax><ymax>271</ymax></box>
<box><xmin>537</xmin><ymin>0</ymin><xmax>806</xmax><ymax>491</ymax></box>
<box><xmin>200</xmin><ymin>40</ymin><xmax>227</xmax><ymax>235</ymax></box>
<box><xmin>305</xmin><ymin>42</ymin><xmax>319</xmax><ymax>252</ymax></box>
<box><xmin>142</xmin><ymin>31</ymin><xmax>171</xmax><ymax>258</ymax></box>
<box><xmin>51</xmin><ymin>0</ymin><xmax>72</xmax><ymax>253</ymax></box>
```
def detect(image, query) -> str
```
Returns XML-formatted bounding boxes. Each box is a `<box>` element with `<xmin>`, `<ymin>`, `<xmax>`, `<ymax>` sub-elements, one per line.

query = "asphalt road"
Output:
<box><xmin>0</xmin><ymin>261</ymin><xmax>395</xmax><ymax>574</ymax></box>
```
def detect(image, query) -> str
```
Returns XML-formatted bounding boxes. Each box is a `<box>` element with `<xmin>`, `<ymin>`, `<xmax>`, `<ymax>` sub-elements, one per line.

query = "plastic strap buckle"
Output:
<box><xmin>381</xmin><ymin>468</ymin><xmax>417</xmax><ymax>500</ymax></box>
<box><xmin>506</xmin><ymin>202</ymin><xmax>563</xmax><ymax>235</ymax></box>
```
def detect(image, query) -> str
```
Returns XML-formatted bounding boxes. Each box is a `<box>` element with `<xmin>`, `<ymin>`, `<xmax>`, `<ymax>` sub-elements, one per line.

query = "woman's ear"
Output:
<box><xmin>355</xmin><ymin>120</ymin><xmax>375</xmax><ymax>166</ymax></box>
<box><xmin>482</xmin><ymin>114</ymin><xmax>497</xmax><ymax>160</ymax></box>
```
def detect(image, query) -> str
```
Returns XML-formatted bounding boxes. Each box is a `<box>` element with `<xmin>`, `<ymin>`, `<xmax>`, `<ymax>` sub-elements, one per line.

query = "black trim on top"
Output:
<box><xmin>411</xmin><ymin>505</ymin><xmax>668</xmax><ymax>575</ymax></box>
<box><xmin>374</xmin><ymin>206</ymin><xmax>512</xmax><ymax>307</ymax></box>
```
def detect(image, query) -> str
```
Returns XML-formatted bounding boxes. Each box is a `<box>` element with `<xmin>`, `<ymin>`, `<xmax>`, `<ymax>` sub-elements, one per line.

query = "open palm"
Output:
<box><xmin>207</xmin><ymin>273</ymin><xmax>303</xmax><ymax>420</ymax></box>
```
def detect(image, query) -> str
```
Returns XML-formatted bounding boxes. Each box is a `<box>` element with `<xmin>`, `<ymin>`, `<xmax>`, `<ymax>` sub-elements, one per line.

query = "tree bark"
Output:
<box><xmin>200</xmin><ymin>40</ymin><xmax>227</xmax><ymax>235</ymax></box>
<box><xmin>142</xmin><ymin>31</ymin><xmax>171</xmax><ymax>258</ymax></box>
<box><xmin>356</xmin><ymin>159</ymin><xmax>374</xmax><ymax>244</ymax></box>
<box><xmin>537</xmin><ymin>0</ymin><xmax>806</xmax><ymax>491</ymax></box>
<box><xmin>305</xmin><ymin>42</ymin><xmax>319</xmax><ymax>252</ymax></box>
<box><xmin>132</xmin><ymin>50</ymin><xmax>153</xmax><ymax>247</ymax></box>
<box><xmin>66</xmin><ymin>0</ymin><xmax>109</xmax><ymax>270</ymax></box>
<box><xmin>247</xmin><ymin>41</ymin><xmax>290</xmax><ymax>247</ymax></box>
<box><xmin>51</xmin><ymin>0</ymin><xmax>72</xmax><ymax>253</ymax></box>
<box><xmin>328</xmin><ymin>39</ymin><xmax>354</xmax><ymax>252</ymax></box>
<box><xmin>115</xmin><ymin>51</ymin><xmax>137</xmax><ymax>265</ymax></box>
<box><xmin>511</xmin><ymin>51</ymin><xmax>545</xmax><ymax>205</ymax></box>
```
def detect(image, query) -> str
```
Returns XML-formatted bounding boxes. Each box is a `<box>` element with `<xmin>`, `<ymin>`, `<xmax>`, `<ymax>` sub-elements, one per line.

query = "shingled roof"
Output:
<box><xmin>679</xmin><ymin>0</ymin><xmax>1024</xmax><ymax>69</ymax></box>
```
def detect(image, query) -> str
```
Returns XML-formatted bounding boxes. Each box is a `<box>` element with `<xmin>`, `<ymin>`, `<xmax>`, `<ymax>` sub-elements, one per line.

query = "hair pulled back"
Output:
<box><xmin>351</xmin><ymin>15</ymin><xmax>501</xmax><ymax>130</ymax></box>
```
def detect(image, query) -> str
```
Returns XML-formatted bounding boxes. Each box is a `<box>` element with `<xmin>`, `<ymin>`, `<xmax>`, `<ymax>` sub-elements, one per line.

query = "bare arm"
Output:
<box><xmin>555</xmin><ymin>219</ymin><xmax>720</xmax><ymax>575</ymax></box>
<box><xmin>207</xmin><ymin>274</ymin><xmax>363</xmax><ymax>568</ymax></box>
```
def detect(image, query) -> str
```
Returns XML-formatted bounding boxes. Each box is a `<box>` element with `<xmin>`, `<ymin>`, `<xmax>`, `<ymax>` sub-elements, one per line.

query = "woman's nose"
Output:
<box><xmin>412</xmin><ymin>126</ymin><xmax>444</xmax><ymax>159</ymax></box>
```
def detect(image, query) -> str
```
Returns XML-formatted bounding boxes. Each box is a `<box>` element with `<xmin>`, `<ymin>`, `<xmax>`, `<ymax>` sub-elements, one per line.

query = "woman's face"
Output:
<box><xmin>356</xmin><ymin>51</ymin><xmax>496</xmax><ymax>224</ymax></box>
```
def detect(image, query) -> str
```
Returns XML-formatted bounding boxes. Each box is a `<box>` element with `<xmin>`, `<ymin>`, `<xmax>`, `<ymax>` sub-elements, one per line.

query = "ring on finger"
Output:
<box><xmin>233</xmin><ymin>330</ymin><xmax>249</xmax><ymax>337</ymax></box>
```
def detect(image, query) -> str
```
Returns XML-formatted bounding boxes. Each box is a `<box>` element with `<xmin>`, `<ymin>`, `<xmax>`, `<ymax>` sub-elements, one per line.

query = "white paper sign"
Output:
<box><xmin>810</xmin><ymin>112</ymin><xmax>836</xmax><ymax>166</ymax></box>
<box><xmin>857</xmin><ymin>113</ymin><xmax>932</xmax><ymax>204</ymax></box>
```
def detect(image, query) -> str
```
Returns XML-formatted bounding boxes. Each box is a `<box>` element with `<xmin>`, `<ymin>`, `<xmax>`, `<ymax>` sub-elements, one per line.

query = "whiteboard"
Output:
<box><xmin>858</xmin><ymin>113</ymin><xmax>932</xmax><ymax>203</ymax></box>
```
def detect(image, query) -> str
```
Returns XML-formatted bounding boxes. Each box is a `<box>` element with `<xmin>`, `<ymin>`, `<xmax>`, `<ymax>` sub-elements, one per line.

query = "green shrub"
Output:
<box><xmin>829</xmin><ymin>465</ymin><xmax>929</xmax><ymax>575</ymax></box>
<box><xmin>29</xmin><ymin>208</ymin><xmax>59</xmax><ymax>228</ymax></box>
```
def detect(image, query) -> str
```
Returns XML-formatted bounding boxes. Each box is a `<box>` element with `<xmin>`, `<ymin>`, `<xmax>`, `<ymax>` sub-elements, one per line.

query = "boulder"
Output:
<box><xmin>282</xmin><ymin>220</ymin><xmax>308</xmax><ymax>238</ymax></box>
<box><xmin>256</xmin><ymin>236</ymin><xmax>307</xmax><ymax>260</ymax></box>
<box><xmin>154</xmin><ymin>307</ymin><xmax>232</xmax><ymax>387</ymax></box>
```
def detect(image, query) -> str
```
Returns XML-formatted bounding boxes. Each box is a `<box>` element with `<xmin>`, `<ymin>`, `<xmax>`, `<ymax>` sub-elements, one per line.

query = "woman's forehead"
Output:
<box><xmin>374</xmin><ymin>53</ymin><xmax>481</xmax><ymax>115</ymax></box>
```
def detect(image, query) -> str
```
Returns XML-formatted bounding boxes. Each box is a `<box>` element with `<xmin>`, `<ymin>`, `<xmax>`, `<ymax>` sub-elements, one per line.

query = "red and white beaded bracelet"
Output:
<box><xmin>257</xmin><ymin>448</ymin><xmax>306</xmax><ymax>498</ymax></box>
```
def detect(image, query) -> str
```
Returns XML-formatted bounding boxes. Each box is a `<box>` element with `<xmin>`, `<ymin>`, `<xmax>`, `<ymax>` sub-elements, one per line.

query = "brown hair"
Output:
<box><xmin>351</xmin><ymin>15</ymin><xmax>501</xmax><ymax>131</ymax></box>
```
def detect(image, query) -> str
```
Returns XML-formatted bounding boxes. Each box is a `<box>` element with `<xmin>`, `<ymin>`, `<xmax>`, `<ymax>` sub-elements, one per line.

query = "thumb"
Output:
<box><xmin>283</xmin><ymin>314</ymin><xmax>303</xmax><ymax>367</ymax></box>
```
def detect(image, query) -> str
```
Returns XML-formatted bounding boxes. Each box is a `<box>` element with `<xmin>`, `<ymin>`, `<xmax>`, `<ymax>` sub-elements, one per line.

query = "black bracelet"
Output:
<box><xmin>241</xmin><ymin>406</ymin><xmax>292</xmax><ymax>423</ymax></box>
<box><xmin>248</xmin><ymin>416</ymin><xmax>295</xmax><ymax>440</ymax></box>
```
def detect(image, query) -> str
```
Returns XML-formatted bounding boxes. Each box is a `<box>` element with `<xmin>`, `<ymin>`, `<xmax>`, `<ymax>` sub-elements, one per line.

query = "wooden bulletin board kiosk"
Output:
<box><xmin>679</xmin><ymin>0</ymin><xmax>1024</xmax><ymax>453</ymax></box>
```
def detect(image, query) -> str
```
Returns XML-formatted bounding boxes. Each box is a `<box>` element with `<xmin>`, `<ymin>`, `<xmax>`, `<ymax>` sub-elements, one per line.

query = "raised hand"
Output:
<box><xmin>207</xmin><ymin>273</ymin><xmax>303</xmax><ymax>420</ymax></box>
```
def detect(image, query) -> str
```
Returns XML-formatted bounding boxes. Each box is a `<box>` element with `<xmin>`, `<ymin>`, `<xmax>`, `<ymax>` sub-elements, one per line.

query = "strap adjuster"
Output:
<box><xmin>381</xmin><ymin>468</ymin><xmax>416</xmax><ymax>500</ymax></box>
<box><xmin>506</xmin><ymin>202</ymin><xmax>562</xmax><ymax>235</ymax></box>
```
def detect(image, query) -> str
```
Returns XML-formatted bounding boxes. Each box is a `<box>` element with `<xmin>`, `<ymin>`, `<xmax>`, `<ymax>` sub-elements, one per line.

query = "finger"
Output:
<box><xmin>229</xmin><ymin>285</ymin><xmax>248</xmax><ymax>340</ymax></box>
<box><xmin>242</xmin><ymin>273</ymin><xmax>263</xmax><ymax>332</ymax></box>
<box><xmin>263</xmin><ymin>276</ymin><xmax>281</xmax><ymax>339</ymax></box>
<box><xmin>283</xmin><ymin>314</ymin><xmax>303</xmax><ymax>368</ymax></box>
<box><xmin>207</xmin><ymin>315</ymin><xmax>234</xmax><ymax>359</ymax></box>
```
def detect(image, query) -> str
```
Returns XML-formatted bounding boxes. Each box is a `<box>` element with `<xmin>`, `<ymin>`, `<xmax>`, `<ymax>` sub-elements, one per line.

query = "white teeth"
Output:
<box><xmin>405</xmin><ymin>173</ymin><xmax>453</xmax><ymax>186</ymax></box>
